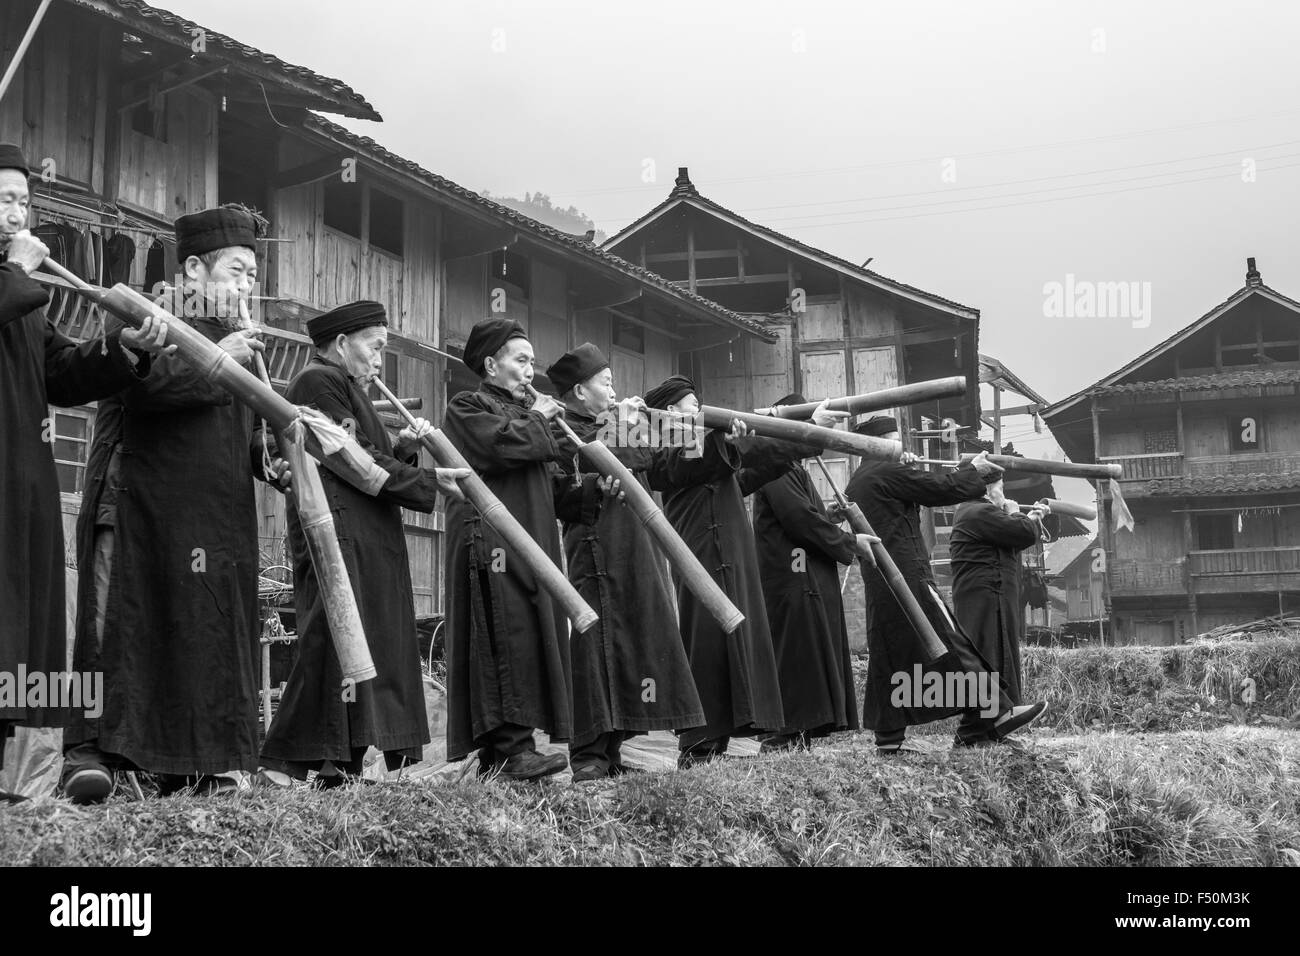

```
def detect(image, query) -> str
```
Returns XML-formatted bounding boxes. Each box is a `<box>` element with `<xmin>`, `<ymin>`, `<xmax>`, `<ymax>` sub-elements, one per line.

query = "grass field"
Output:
<box><xmin>2</xmin><ymin>638</ymin><xmax>1297</xmax><ymax>866</ymax></box>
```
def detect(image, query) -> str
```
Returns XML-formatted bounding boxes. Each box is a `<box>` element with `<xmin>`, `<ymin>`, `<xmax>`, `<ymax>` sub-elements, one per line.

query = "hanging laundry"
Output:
<box><xmin>102</xmin><ymin>232</ymin><xmax>136</xmax><ymax>286</ymax></box>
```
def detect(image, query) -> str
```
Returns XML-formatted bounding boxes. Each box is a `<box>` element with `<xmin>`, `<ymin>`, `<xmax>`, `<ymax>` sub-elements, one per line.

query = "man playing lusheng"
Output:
<box><xmin>950</xmin><ymin>477</ymin><xmax>1048</xmax><ymax>710</ymax></box>
<box><xmin>547</xmin><ymin>344</ymin><xmax>704</xmax><ymax>780</ymax></box>
<box><xmin>844</xmin><ymin>416</ymin><xmax>1046</xmax><ymax>752</ymax></box>
<box><xmin>259</xmin><ymin>300</ymin><xmax>469</xmax><ymax>787</ymax></box>
<box><xmin>751</xmin><ymin>392</ymin><xmax>877</xmax><ymax>752</ymax></box>
<box><xmin>62</xmin><ymin>205</ymin><xmax>284</xmax><ymax>802</ymax></box>
<box><xmin>0</xmin><ymin>143</ymin><xmax>167</xmax><ymax>801</ymax></box>
<box><xmin>644</xmin><ymin>375</ymin><xmax>820</xmax><ymax>768</ymax></box>
<box><xmin>442</xmin><ymin>318</ymin><xmax>574</xmax><ymax>782</ymax></box>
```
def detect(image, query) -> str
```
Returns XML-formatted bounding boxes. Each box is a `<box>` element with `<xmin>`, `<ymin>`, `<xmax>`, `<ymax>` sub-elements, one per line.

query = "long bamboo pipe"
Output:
<box><xmin>1020</xmin><ymin>498</ymin><xmax>1097</xmax><ymax>521</ymax></box>
<box><xmin>237</xmin><ymin>300</ymin><xmax>376</xmax><ymax>685</ymax></box>
<box><xmin>756</xmin><ymin>376</ymin><xmax>968</xmax><ymax>419</ymax></box>
<box><xmin>684</xmin><ymin>405</ymin><xmax>902</xmax><ymax>460</ymax></box>
<box><xmin>0</xmin><ymin>0</ymin><xmax>53</xmax><ymax>102</ymax></box>
<box><xmin>810</xmin><ymin>456</ymin><xmax>947</xmax><ymax>662</ymax></box>
<box><xmin>915</xmin><ymin>454</ymin><xmax>1122</xmax><ymax>480</ymax></box>
<box><xmin>527</xmin><ymin>386</ymin><xmax>745</xmax><ymax>634</ymax></box>
<box><xmin>370</xmin><ymin>376</ymin><xmax>599</xmax><ymax>634</ymax></box>
<box><xmin>38</xmin><ymin>265</ymin><xmax>394</xmax><ymax>497</ymax></box>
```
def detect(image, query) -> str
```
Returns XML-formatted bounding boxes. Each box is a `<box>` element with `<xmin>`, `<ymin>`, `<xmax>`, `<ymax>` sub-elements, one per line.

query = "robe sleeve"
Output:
<box><xmin>760</xmin><ymin>470</ymin><xmax>859</xmax><ymax>565</ymax></box>
<box><xmin>0</xmin><ymin>261</ymin><xmax>48</xmax><ymax>330</ymax></box>
<box><xmin>881</xmin><ymin>463</ymin><xmax>990</xmax><ymax>507</ymax></box>
<box><xmin>43</xmin><ymin>321</ymin><xmax>151</xmax><ymax>408</ymax></box>
<box><xmin>443</xmin><ymin>391</ymin><xmax>567</xmax><ymax>475</ymax></box>
<box><xmin>959</xmin><ymin>501</ymin><xmax>1040</xmax><ymax>551</ymax></box>
<box><xmin>735</xmin><ymin>435</ymin><xmax>818</xmax><ymax>496</ymax></box>
<box><xmin>552</xmin><ymin>463</ymin><xmax>602</xmax><ymax>527</ymax></box>
<box><xmin>646</xmin><ymin>428</ymin><xmax>740</xmax><ymax>492</ymax></box>
<box><xmin>295</xmin><ymin>367</ymin><xmax>443</xmax><ymax>513</ymax></box>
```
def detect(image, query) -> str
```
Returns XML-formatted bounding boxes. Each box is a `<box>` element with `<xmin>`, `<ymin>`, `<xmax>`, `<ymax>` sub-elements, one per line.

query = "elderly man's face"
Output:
<box><xmin>485</xmin><ymin>337</ymin><xmax>536</xmax><ymax>400</ymax></box>
<box><xmin>0</xmin><ymin>169</ymin><xmax>30</xmax><ymax>239</ymax></box>
<box><xmin>186</xmin><ymin>246</ymin><xmax>258</xmax><ymax>320</ymax></box>
<box><xmin>573</xmin><ymin>367</ymin><xmax>615</xmax><ymax>416</ymax></box>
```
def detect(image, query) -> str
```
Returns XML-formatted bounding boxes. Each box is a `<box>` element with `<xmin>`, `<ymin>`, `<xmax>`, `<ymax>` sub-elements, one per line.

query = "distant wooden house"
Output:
<box><xmin>1051</xmin><ymin>536</ymin><xmax>1104</xmax><ymax>634</ymax></box>
<box><xmin>1043</xmin><ymin>258</ymin><xmax>1300</xmax><ymax>644</ymax></box>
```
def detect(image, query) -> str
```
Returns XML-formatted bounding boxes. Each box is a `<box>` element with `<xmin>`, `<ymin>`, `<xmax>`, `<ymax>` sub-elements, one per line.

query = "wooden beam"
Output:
<box><xmin>686</xmin><ymin>223</ymin><xmax>696</xmax><ymax>293</ymax></box>
<box><xmin>275</xmin><ymin>153</ymin><xmax>351</xmax><ymax>190</ymax></box>
<box><xmin>670</xmin><ymin>272</ymin><xmax>793</xmax><ymax>289</ymax></box>
<box><xmin>118</xmin><ymin>64</ymin><xmax>228</xmax><ymax>112</ymax></box>
<box><xmin>607</xmin><ymin>306</ymin><xmax>685</xmax><ymax>341</ymax></box>
<box><xmin>573</xmin><ymin>288</ymin><xmax>642</xmax><ymax>312</ymax></box>
<box><xmin>645</xmin><ymin>248</ymin><xmax>745</xmax><ymax>262</ymax></box>
<box><xmin>441</xmin><ymin>230</ymin><xmax>518</xmax><ymax>261</ymax></box>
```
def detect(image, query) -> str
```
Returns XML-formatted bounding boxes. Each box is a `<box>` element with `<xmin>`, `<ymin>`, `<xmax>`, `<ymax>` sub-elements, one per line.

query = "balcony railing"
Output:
<box><xmin>44</xmin><ymin>281</ymin><xmax>314</xmax><ymax>391</ymax></box>
<box><xmin>1110</xmin><ymin>557</ymin><xmax>1185</xmax><ymax>595</ymax></box>
<box><xmin>1101</xmin><ymin>452</ymin><xmax>1184</xmax><ymax>480</ymax></box>
<box><xmin>1189</xmin><ymin>547</ymin><xmax>1300</xmax><ymax>595</ymax></box>
<box><xmin>1186</xmin><ymin>454</ymin><xmax>1300</xmax><ymax>478</ymax></box>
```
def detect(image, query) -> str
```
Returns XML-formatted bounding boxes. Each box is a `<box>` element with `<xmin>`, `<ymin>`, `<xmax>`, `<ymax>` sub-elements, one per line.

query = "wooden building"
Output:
<box><xmin>5</xmin><ymin>0</ymin><xmax>771</xmax><ymax>620</ymax></box>
<box><xmin>605</xmin><ymin>168</ymin><xmax>984</xmax><ymax>647</ymax></box>
<box><xmin>1043</xmin><ymin>258</ymin><xmax>1300</xmax><ymax>644</ymax></box>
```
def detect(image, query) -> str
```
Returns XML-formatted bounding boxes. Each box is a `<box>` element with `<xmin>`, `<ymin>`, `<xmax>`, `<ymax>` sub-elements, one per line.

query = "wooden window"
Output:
<box><xmin>130</xmin><ymin>96</ymin><xmax>167</xmax><ymax>142</ymax></box>
<box><xmin>1194</xmin><ymin>513</ymin><xmax>1234</xmax><ymax>551</ymax></box>
<box><xmin>323</xmin><ymin>178</ymin><xmax>363</xmax><ymax>239</ymax></box>
<box><xmin>51</xmin><ymin>409</ymin><xmax>92</xmax><ymax>494</ymax></box>
<box><xmin>1143</xmin><ymin>426</ymin><xmax>1178</xmax><ymax>454</ymax></box>
<box><xmin>1228</xmin><ymin>413</ymin><xmax>1262</xmax><ymax>452</ymax></box>
<box><xmin>368</xmin><ymin>188</ymin><xmax>404</xmax><ymax>257</ymax></box>
<box><xmin>612</xmin><ymin>317</ymin><xmax>644</xmax><ymax>354</ymax></box>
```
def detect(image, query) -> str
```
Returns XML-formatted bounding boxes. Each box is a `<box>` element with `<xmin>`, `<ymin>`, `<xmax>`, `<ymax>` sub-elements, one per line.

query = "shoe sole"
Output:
<box><xmin>64</xmin><ymin>769</ymin><xmax>113</xmax><ymax>805</ymax></box>
<box><xmin>994</xmin><ymin>702</ymin><xmax>1047</xmax><ymax>739</ymax></box>
<box><xmin>499</xmin><ymin>759</ymin><xmax>568</xmax><ymax>782</ymax></box>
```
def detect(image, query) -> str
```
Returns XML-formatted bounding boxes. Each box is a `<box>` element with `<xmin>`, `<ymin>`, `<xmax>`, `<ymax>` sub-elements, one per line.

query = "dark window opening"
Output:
<box><xmin>1220</xmin><ymin>345</ymin><xmax>1257</xmax><ymax>367</ymax></box>
<box><xmin>1262</xmin><ymin>343</ymin><xmax>1300</xmax><ymax>363</ymax></box>
<box><xmin>491</xmin><ymin>249</ymin><xmax>530</xmax><ymax>297</ymax></box>
<box><xmin>1229</xmin><ymin>413</ymin><xmax>1262</xmax><ymax>452</ymax></box>
<box><xmin>130</xmin><ymin>97</ymin><xmax>167</xmax><ymax>141</ymax></box>
<box><xmin>368</xmin><ymin>189</ymin><xmax>404</xmax><ymax>257</ymax></box>
<box><xmin>1194</xmin><ymin>514</ymin><xmax>1234</xmax><ymax>551</ymax></box>
<box><xmin>323</xmin><ymin>178</ymin><xmax>363</xmax><ymax>238</ymax></box>
<box><xmin>613</xmin><ymin>318</ymin><xmax>645</xmax><ymax>353</ymax></box>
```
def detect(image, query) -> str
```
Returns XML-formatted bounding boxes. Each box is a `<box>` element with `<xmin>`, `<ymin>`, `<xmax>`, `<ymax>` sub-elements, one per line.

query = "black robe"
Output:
<box><xmin>646</xmin><ymin>431</ymin><xmax>801</xmax><ymax>744</ymax></box>
<box><xmin>950</xmin><ymin>500</ymin><xmax>1039</xmax><ymax>705</ymax></box>
<box><xmin>753</xmin><ymin>464</ymin><xmax>860</xmax><ymax>736</ymax></box>
<box><xmin>442</xmin><ymin>383</ymin><xmax>574</xmax><ymax>762</ymax></box>
<box><xmin>261</xmin><ymin>357</ymin><xmax>443</xmax><ymax>770</ymax></box>
<box><xmin>66</xmin><ymin>312</ymin><xmax>263</xmax><ymax>775</ymax></box>
<box><xmin>0</xmin><ymin>263</ymin><xmax>146</xmax><ymax>741</ymax></box>
<box><xmin>552</xmin><ymin>408</ymin><xmax>704</xmax><ymax>748</ymax></box>
<box><xmin>844</xmin><ymin>460</ymin><xmax>993</xmax><ymax>732</ymax></box>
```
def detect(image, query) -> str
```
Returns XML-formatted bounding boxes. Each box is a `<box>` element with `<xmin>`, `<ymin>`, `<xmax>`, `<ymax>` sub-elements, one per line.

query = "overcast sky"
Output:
<box><xmin>166</xmin><ymin>0</ymin><xmax>1299</xmax><ymax>460</ymax></box>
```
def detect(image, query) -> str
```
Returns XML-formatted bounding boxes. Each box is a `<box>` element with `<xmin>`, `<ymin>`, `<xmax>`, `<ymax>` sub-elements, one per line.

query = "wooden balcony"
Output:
<box><xmin>1102</xmin><ymin>450</ymin><xmax>1300</xmax><ymax>497</ymax></box>
<box><xmin>1110</xmin><ymin>558</ymin><xmax>1185</xmax><ymax>596</ymax></box>
<box><xmin>1189</xmin><ymin>547</ymin><xmax>1300</xmax><ymax>594</ymax></box>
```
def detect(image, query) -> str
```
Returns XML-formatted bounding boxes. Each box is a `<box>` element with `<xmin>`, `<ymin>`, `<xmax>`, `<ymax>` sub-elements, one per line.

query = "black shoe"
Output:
<box><xmin>497</xmin><ymin>750</ymin><xmax>567</xmax><ymax>782</ymax></box>
<box><xmin>677</xmin><ymin>747</ymin><xmax>726</xmax><ymax>770</ymax></box>
<box><xmin>63</xmin><ymin>764</ymin><xmax>114</xmax><ymax>805</ymax></box>
<box><xmin>1</xmin><ymin>789</ymin><xmax>28</xmax><ymax>805</ymax></box>
<box><xmin>993</xmin><ymin>701</ymin><xmax>1047</xmax><ymax>739</ymax></box>
<box><xmin>607</xmin><ymin>763</ymin><xmax>644</xmax><ymax>777</ymax></box>
<box><xmin>570</xmin><ymin>763</ymin><xmax>606</xmax><ymax>783</ymax></box>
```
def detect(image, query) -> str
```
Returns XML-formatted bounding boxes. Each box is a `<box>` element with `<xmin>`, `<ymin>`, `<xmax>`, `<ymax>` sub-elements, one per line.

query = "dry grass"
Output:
<box><xmin>2</xmin><ymin>727</ymin><xmax>1296</xmax><ymax>867</ymax></box>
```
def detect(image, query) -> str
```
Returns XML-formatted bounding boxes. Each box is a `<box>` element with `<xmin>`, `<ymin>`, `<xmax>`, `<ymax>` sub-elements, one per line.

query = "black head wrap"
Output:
<box><xmin>644</xmin><ymin>375</ymin><xmax>697</xmax><ymax>410</ymax></box>
<box><xmin>307</xmin><ymin>300</ymin><xmax>388</xmax><ymax>346</ymax></box>
<box><xmin>463</xmin><ymin>318</ymin><xmax>528</xmax><ymax>376</ymax></box>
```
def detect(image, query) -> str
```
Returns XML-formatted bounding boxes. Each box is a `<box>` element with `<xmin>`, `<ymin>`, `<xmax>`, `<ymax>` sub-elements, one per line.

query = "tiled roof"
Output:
<box><xmin>302</xmin><ymin>116</ymin><xmax>778</xmax><ymax>342</ymax></box>
<box><xmin>1095</xmin><ymin>367</ymin><xmax>1300</xmax><ymax>395</ymax></box>
<box><xmin>605</xmin><ymin>175</ymin><xmax>979</xmax><ymax>320</ymax></box>
<box><xmin>68</xmin><ymin>0</ymin><xmax>380</xmax><ymax>120</ymax></box>
<box><xmin>1144</xmin><ymin>473</ymin><xmax>1300</xmax><ymax>496</ymax></box>
<box><xmin>1045</xmin><ymin>282</ymin><xmax>1300</xmax><ymax>417</ymax></box>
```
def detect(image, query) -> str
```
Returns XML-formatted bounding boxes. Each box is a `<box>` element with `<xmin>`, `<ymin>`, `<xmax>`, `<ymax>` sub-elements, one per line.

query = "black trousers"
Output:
<box><xmin>569</xmin><ymin>730</ymin><xmax>629</xmax><ymax>773</ymax></box>
<box><xmin>476</xmin><ymin>722</ymin><xmax>536</xmax><ymax>766</ymax></box>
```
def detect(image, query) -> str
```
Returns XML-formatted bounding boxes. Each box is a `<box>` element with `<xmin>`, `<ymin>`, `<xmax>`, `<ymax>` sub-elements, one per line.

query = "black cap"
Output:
<box><xmin>175</xmin><ymin>205</ymin><xmax>259</xmax><ymax>261</ymax></box>
<box><xmin>463</xmin><ymin>317</ymin><xmax>527</xmax><ymax>376</ymax></box>
<box><xmin>853</xmin><ymin>415</ymin><xmax>898</xmax><ymax>437</ymax></box>
<box><xmin>0</xmin><ymin>143</ymin><xmax>31</xmax><ymax>177</ymax></box>
<box><xmin>644</xmin><ymin>374</ymin><xmax>697</xmax><ymax>410</ymax></box>
<box><xmin>547</xmin><ymin>342</ymin><xmax>609</xmax><ymax>396</ymax></box>
<box><xmin>307</xmin><ymin>300</ymin><xmax>388</xmax><ymax>346</ymax></box>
